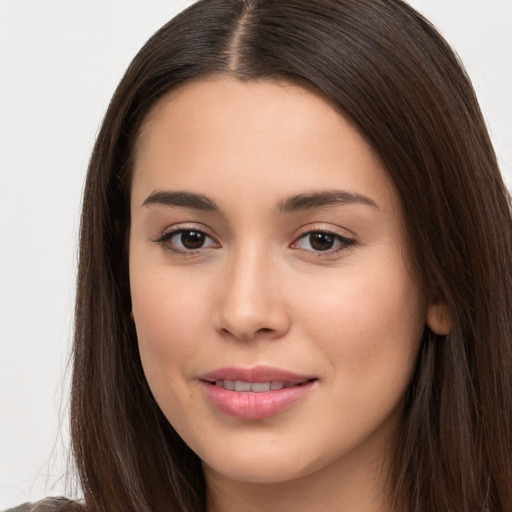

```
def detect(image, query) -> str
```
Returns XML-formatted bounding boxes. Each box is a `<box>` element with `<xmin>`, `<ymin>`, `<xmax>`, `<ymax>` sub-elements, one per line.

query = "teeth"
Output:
<box><xmin>223</xmin><ymin>380</ymin><xmax>235</xmax><ymax>390</ymax></box>
<box><xmin>215</xmin><ymin>380</ymin><xmax>289</xmax><ymax>392</ymax></box>
<box><xmin>251</xmin><ymin>382</ymin><xmax>271</xmax><ymax>392</ymax></box>
<box><xmin>234</xmin><ymin>381</ymin><xmax>251</xmax><ymax>392</ymax></box>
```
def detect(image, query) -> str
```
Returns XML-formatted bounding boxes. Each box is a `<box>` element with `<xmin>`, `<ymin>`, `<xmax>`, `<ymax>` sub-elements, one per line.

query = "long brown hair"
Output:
<box><xmin>71</xmin><ymin>1</ymin><xmax>512</xmax><ymax>510</ymax></box>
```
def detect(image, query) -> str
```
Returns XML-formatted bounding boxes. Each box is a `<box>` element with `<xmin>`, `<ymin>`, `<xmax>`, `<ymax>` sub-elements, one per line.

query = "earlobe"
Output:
<box><xmin>426</xmin><ymin>300</ymin><xmax>452</xmax><ymax>335</ymax></box>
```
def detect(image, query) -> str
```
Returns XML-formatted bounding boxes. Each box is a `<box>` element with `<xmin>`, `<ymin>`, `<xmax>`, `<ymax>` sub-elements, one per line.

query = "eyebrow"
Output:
<box><xmin>141</xmin><ymin>188</ymin><xmax>378</xmax><ymax>214</ymax></box>
<box><xmin>276</xmin><ymin>189</ymin><xmax>379</xmax><ymax>213</ymax></box>
<box><xmin>142</xmin><ymin>190</ymin><xmax>221</xmax><ymax>212</ymax></box>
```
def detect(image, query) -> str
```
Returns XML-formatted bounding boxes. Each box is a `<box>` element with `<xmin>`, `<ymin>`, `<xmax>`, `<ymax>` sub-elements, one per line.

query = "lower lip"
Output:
<box><xmin>200</xmin><ymin>381</ymin><xmax>316</xmax><ymax>420</ymax></box>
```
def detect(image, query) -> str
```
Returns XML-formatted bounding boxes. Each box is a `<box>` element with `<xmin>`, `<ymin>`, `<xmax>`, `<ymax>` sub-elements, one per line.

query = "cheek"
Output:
<box><xmin>289</xmin><ymin>261</ymin><xmax>424</xmax><ymax>448</ymax></box>
<box><xmin>296</xmin><ymin>251</ymin><xmax>425</xmax><ymax>384</ymax></box>
<box><xmin>130</xmin><ymin>267</ymin><xmax>216</xmax><ymax>438</ymax></box>
<box><xmin>130</xmin><ymin>264</ymin><xmax>212</xmax><ymax>379</ymax></box>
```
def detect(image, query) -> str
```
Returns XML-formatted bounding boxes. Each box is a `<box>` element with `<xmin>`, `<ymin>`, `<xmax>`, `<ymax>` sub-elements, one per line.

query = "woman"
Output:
<box><xmin>10</xmin><ymin>0</ymin><xmax>512</xmax><ymax>510</ymax></box>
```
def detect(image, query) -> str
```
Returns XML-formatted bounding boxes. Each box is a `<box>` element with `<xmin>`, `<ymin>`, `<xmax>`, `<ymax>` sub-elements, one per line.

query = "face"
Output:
<box><xmin>129</xmin><ymin>78</ymin><xmax>432</xmax><ymax>488</ymax></box>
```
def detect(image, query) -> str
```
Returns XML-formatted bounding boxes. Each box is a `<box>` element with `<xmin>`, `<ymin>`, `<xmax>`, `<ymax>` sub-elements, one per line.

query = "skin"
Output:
<box><xmin>129</xmin><ymin>78</ymin><xmax>444</xmax><ymax>512</ymax></box>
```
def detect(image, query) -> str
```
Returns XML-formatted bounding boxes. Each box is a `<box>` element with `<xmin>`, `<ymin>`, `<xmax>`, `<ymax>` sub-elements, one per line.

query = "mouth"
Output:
<box><xmin>200</xmin><ymin>365</ymin><xmax>316</xmax><ymax>385</ymax></box>
<box><xmin>206</xmin><ymin>379</ymin><xmax>316</xmax><ymax>392</ymax></box>
<box><xmin>199</xmin><ymin>366</ymin><xmax>318</xmax><ymax>420</ymax></box>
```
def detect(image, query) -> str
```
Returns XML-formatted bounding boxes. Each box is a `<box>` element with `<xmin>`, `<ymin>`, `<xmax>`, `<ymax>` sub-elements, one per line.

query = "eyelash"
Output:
<box><xmin>291</xmin><ymin>229</ymin><xmax>356</xmax><ymax>257</ymax></box>
<box><xmin>154</xmin><ymin>226</ymin><xmax>356</xmax><ymax>257</ymax></box>
<box><xmin>154</xmin><ymin>225</ymin><xmax>219</xmax><ymax>255</ymax></box>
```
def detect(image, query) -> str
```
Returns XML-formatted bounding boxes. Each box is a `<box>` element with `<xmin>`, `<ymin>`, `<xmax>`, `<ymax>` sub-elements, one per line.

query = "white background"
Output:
<box><xmin>0</xmin><ymin>1</ymin><xmax>511</xmax><ymax>508</ymax></box>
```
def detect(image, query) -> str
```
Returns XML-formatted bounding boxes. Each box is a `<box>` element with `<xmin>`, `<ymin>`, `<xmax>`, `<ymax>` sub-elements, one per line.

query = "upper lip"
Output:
<box><xmin>200</xmin><ymin>365</ymin><xmax>316</xmax><ymax>384</ymax></box>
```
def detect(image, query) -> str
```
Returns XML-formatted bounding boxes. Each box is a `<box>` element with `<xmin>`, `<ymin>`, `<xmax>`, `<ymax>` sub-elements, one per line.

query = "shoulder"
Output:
<box><xmin>4</xmin><ymin>498</ymin><xmax>83</xmax><ymax>512</ymax></box>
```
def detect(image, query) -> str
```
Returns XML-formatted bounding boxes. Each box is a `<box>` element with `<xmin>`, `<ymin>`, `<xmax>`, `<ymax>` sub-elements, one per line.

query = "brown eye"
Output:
<box><xmin>158</xmin><ymin>228</ymin><xmax>218</xmax><ymax>253</ymax></box>
<box><xmin>292</xmin><ymin>230</ymin><xmax>355</xmax><ymax>254</ymax></box>
<box><xmin>309</xmin><ymin>232</ymin><xmax>335</xmax><ymax>251</ymax></box>
<box><xmin>180</xmin><ymin>230</ymin><xmax>206</xmax><ymax>249</ymax></box>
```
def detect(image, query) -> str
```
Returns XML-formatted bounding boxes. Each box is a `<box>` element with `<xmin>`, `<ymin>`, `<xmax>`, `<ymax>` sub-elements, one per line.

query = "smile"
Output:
<box><xmin>212</xmin><ymin>380</ymin><xmax>308</xmax><ymax>392</ymax></box>
<box><xmin>199</xmin><ymin>366</ymin><xmax>317</xmax><ymax>419</ymax></box>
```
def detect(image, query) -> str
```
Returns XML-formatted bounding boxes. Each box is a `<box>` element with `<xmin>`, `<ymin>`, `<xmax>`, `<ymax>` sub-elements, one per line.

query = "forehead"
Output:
<box><xmin>131</xmin><ymin>77</ymin><xmax>397</xmax><ymax>215</ymax></box>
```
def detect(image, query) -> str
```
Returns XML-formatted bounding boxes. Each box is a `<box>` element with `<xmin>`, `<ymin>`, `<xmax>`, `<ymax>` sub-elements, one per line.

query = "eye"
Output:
<box><xmin>292</xmin><ymin>230</ymin><xmax>355</xmax><ymax>253</ymax></box>
<box><xmin>157</xmin><ymin>228</ymin><xmax>219</xmax><ymax>252</ymax></box>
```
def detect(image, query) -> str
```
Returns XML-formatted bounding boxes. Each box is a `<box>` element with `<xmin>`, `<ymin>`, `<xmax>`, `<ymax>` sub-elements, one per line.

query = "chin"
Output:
<box><xmin>196</xmin><ymin>431</ymin><xmax>350</xmax><ymax>487</ymax></box>
<box><xmin>203</xmin><ymin>455</ymin><xmax>317</xmax><ymax>485</ymax></box>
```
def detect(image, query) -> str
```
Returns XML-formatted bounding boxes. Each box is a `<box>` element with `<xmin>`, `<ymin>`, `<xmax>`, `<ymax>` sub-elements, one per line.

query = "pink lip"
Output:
<box><xmin>201</xmin><ymin>365</ymin><xmax>315</xmax><ymax>383</ymax></box>
<box><xmin>199</xmin><ymin>366</ymin><xmax>317</xmax><ymax>420</ymax></box>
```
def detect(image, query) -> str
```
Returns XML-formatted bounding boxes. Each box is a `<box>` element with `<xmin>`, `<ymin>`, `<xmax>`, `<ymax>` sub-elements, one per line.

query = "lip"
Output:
<box><xmin>201</xmin><ymin>365</ymin><xmax>315</xmax><ymax>383</ymax></box>
<box><xmin>199</xmin><ymin>365</ymin><xmax>317</xmax><ymax>420</ymax></box>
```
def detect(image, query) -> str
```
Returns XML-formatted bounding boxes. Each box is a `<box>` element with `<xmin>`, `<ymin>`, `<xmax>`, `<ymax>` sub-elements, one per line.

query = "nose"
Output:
<box><xmin>213</xmin><ymin>247</ymin><xmax>290</xmax><ymax>341</ymax></box>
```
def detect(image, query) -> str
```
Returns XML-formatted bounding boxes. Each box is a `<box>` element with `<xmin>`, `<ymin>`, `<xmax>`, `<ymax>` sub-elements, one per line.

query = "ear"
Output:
<box><xmin>426</xmin><ymin>298</ymin><xmax>452</xmax><ymax>335</ymax></box>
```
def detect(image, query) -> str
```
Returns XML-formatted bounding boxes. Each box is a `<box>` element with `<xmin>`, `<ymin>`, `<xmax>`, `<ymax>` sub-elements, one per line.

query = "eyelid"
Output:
<box><xmin>152</xmin><ymin>222</ymin><xmax>356</xmax><ymax>257</ymax></box>
<box><xmin>290</xmin><ymin>224</ymin><xmax>357</xmax><ymax>255</ymax></box>
<box><xmin>153</xmin><ymin>223</ymin><xmax>220</xmax><ymax>252</ymax></box>
<box><xmin>293</xmin><ymin>223</ymin><xmax>356</xmax><ymax>241</ymax></box>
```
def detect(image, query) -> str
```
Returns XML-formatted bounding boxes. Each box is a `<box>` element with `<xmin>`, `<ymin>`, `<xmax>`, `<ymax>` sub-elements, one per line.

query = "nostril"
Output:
<box><xmin>214</xmin><ymin>307</ymin><xmax>290</xmax><ymax>341</ymax></box>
